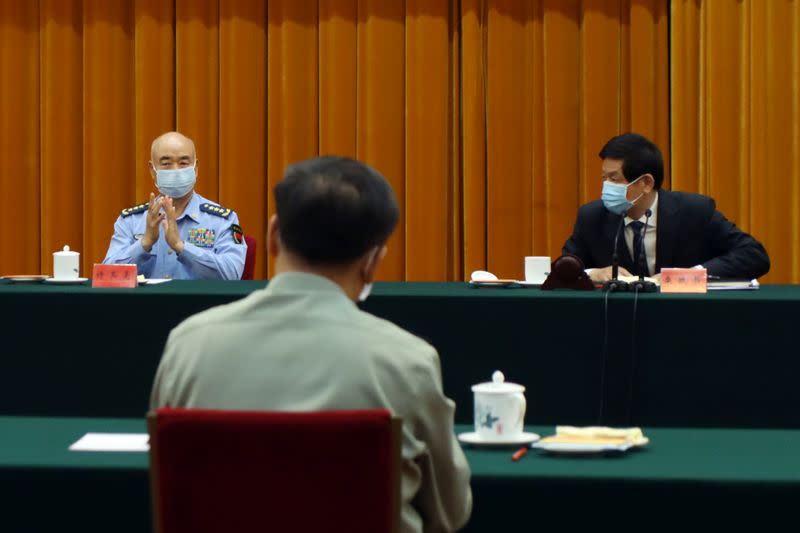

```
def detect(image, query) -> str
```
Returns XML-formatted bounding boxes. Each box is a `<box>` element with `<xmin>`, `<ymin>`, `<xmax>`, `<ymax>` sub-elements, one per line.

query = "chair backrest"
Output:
<box><xmin>148</xmin><ymin>408</ymin><xmax>401</xmax><ymax>533</ymax></box>
<box><xmin>241</xmin><ymin>235</ymin><xmax>256</xmax><ymax>280</ymax></box>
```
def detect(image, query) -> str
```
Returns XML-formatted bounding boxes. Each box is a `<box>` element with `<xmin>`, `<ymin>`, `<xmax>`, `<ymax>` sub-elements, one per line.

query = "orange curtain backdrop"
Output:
<box><xmin>461</xmin><ymin>0</ymin><xmax>488</xmax><ymax>278</ymax></box>
<box><xmin>672</xmin><ymin>0</ymin><xmax>800</xmax><ymax>283</ymax></box>
<box><xmin>480</xmin><ymin>0</ymin><xmax>668</xmax><ymax>278</ymax></box>
<box><xmin>406</xmin><ymin>0</ymin><xmax>455</xmax><ymax>280</ymax></box>
<box><xmin>267</xmin><ymin>0</ymin><xmax>319</xmax><ymax>278</ymax></box>
<box><xmin>82</xmin><ymin>0</ymin><xmax>135</xmax><ymax>273</ymax></box>
<box><xmin>1</xmin><ymin>0</ymin><xmax>667</xmax><ymax>281</ymax></box>
<box><xmin>135</xmin><ymin>0</ymin><xmax>175</xmax><ymax>202</ymax></box>
<box><xmin>356</xmin><ymin>1</ymin><xmax>406</xmax><ymax>280</ymax></box>
<box><xmin>0</xmin><ymin>2</ymin><xmax>39</xmax><ymax>274</ymax></box>
<box><xmin>177</xmin><ymin>0</ymin><xmax>219</xmax><ymax>204</ymax></box>
<box><xmin>220</xmin><ymin>0</ymin><xmax>268</xmax><ymax>278</ymax></box>
<box><xmin>40</xmin><ymin>0</ymin><xmax>81</xmax><ymax>274</ymax></box>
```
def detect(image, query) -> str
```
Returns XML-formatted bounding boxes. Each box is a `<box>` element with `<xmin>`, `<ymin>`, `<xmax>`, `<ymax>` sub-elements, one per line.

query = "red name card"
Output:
<box><xmin>91</xmin><ymin>264</ymin><xmax>138</xmax><ymax>288</ymax></box>
<box><xmin>660</xmin><ymin>267</ymin><xmax>707</xmax><ymax>293</ymax></box>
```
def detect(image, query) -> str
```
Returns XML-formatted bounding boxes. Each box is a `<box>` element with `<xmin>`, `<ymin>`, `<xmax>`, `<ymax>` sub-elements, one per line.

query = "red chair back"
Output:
<box><xmin>242</xmin><ymin>235</ymin><xmax>256</xmax><ymax>280</ymax></box>
<box><xmin>148</xmin><ymin>408</ymin><xmax>401</xmax><ymax>533</ymax></box>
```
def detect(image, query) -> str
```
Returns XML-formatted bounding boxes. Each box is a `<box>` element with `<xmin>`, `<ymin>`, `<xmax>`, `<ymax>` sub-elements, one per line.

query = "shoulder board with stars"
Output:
<box><xmin>200</xmin><ymin>203</ymin><xmax>233</xmax><ymax>219</ymax></box>
<box><xmin>121</xmin><ymin>202</ymin><xmax>149</xmax><ymax>217</ymax></box>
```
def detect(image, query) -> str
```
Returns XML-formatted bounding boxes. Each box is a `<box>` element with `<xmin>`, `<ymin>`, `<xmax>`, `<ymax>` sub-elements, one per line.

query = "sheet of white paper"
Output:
<box><xmin>707</xmin><ymin>279</ymin><xmax>759</xmax><ymax>291</ymax></box>
<box><xmin>618</xmin><ymin>275</ymin><xmax>661</xmax><ymax>286</ymax></box>
<box><xmin>69</xmin><ymin>433</ymin><xmax>150</xmax><ymax>452</ymax></box>
<box><xmin>143</xmin><ymin>278</ymin><xmax>171</xmax><ymax>285</ymax></box>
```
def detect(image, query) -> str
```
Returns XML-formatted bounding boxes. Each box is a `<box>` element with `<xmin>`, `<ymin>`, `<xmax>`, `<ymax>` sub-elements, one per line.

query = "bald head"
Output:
<box><xmin>150</xmin><ymin>131</ymin><xmax>197</xmax><ymax>169</ymax></box>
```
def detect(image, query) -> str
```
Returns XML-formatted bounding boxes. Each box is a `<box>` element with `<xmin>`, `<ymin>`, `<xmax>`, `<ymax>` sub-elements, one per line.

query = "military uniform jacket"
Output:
<box><xmin>103</xmin><ymin>192</ymin><xmax>246</xmax><ymax>280</ymax></box>
<box><xmin>151</xmin><ymin>272</ymin><xmax>473</xmax><ymax>533</ymax></box>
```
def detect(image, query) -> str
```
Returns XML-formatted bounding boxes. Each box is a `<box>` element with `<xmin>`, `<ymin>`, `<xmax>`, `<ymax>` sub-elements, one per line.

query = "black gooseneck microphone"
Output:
<box><xmin>627</xmin><ymin>207</ymin><xmax>655</xmax><ymax>423</ymax></box>
<box><xmin>602</xmin><ymin>214</ymin><xmax>629</xmax><ymax>292</ymax></box>
<box><xmin>631</xmin><ymin>209</ymin><xmax>657</xmax><ymax>293</ymax></box>
<box><xmin>599</xmin><ymin>213</ymin><xmax>628</xmax><ymax>422</ymax></box>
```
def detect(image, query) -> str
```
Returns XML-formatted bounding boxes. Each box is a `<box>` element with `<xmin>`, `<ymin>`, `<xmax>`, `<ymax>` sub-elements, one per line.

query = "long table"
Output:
<box><xmin>1</xmin><ymin>416</ymin><xmax>797</xmax><ymax>531</ymax></box>
<box><xmin>1</xmin><ymin>281</ymin><xmax>798</xmax><ymax>427</ymax></box>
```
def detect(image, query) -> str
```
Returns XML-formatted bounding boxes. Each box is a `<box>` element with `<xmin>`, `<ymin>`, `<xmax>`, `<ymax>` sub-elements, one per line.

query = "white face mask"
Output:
<box><xmin>358</xmin><ymin>247</ymin><xmax>380</xmax><ymax>302</ymax></box>
<box><xmin>154</xmin><ymin>162</ymin><xmax>196</xmax><ymax>198</ymax></box>
<box><xmin>358</xmin><ymin>282</ymin><xmax>373</xmax><ymax>302</ymax></box>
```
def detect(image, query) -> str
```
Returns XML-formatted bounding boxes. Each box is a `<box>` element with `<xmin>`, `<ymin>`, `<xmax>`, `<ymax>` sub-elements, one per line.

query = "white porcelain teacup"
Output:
<box><xmin>53</xmin><ymin>245</ymin><xmax>80</xmax><ymax>279</ymax></box>
<box><xmin>524</xmin><ymin>256</ymin><xmax>551</xmax><ymax>284</ymax></box>
<box><xmin>472</xmin><ymin>371</ymin><xmax>526</xmax><ymax>441</ymax></box>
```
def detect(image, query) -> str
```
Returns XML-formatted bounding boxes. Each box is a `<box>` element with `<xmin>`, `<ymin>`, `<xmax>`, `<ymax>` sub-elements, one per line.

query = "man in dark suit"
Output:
<box><xmin>563</xmin><ymin>133</ymin><xmax>770</xmax><ymax>282</ymax></box>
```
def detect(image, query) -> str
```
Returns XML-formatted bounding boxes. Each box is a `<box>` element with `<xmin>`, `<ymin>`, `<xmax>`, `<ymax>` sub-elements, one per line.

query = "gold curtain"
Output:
<box><xmin>479</xmin><ymin>0</ymin><xmax>668</xmax><ymax>278</ymax></box>
<box><xmin>0</xmin><ymin>0</ymin><xmax>667</xmax><ymax>281</ymax></box>
<box><xmin>672</xmin><ymin>0</ymin><xmax>800</xmax><ymax>283</ymax></box>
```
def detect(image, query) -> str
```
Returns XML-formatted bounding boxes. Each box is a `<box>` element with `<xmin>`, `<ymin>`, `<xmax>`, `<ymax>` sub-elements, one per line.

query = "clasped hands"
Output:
<box><xmin>140</xmin><ymin>193</ymin><xmax>184</xmax><ymax>254</ymax></box>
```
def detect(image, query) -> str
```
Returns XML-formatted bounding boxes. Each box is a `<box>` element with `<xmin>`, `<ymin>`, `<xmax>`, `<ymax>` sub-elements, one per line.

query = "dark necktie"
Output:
<box><xmin>629</xmin><ymin>220</ymin><xmax>648</xmax><ymax>276</ymax></box>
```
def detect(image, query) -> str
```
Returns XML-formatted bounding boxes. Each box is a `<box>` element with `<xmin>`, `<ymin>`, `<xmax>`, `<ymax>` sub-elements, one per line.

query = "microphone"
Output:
<box><xmin>627</xmin><ymin>208</ymin><xmax>655</xmax><ymax>423</ymax></box>
<box><xmin>631</xmin><ymin>209</ymin><xmax>657</xmax><ymax>293</ymax></box>
<box><xmin>603</xmin><ymin>215</ymin><xmax>629</xmax><ymax>292</ymax></box>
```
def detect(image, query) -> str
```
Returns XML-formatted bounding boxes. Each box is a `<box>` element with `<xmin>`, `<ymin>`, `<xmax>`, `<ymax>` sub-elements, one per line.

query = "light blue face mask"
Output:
<box><xmin>601</xmin><ymin>175</ymin><xmax>643</xmax><ymax>215</ymax></box>
<box><xmin>358</xmin><ymin>247</ymin><xmax>380</xmax><ymax>302</ymax></box>
<box><xmin>155</xmin><ymin>163</ymin><xmax>196</xmax><ymax>199</ymax></box>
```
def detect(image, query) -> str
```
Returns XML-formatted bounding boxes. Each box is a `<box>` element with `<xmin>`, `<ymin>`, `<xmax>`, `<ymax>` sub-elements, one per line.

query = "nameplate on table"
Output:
<box><xmin>660</xmin><ymin>268</ymin><xmax>707</xmax><ymax>293</ymax></box>
<box><xmin>91</xmin><ymin>264</ymin><xmax>138</xmax><ymax>288</ymax></box>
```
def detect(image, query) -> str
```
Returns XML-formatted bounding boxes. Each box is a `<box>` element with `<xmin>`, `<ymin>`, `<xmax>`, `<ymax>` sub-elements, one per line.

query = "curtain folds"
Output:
<box><xmin>1</xmin><ymin>0</ymin><xmax>669</xmax><ymax>281</ymax></box>
<box><xmin>672</xmin><ymin>0</ymin><xmax>800</xmax><ymax>283</ymax></box>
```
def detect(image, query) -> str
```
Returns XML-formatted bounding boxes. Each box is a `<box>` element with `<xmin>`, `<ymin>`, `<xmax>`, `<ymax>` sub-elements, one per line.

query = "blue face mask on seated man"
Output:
<box><xmin>155</xmin><ymin>164</ymin><xmax>196</xmax><ymax>199</ymax></box>
<box><xmin>601</xmin><ymin>175</ymin><xmax>644</xmax><ymax>215</ymax></box>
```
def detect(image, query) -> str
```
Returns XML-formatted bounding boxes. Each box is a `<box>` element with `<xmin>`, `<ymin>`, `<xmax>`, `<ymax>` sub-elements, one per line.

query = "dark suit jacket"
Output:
<box><xmin>562</xmin><ymin>190</ymin><xmax>770</xmax><ymax>279</ymax></box>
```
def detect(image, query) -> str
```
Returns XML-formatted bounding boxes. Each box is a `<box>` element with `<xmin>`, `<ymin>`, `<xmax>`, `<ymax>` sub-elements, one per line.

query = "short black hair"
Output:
<box><xmin>599</xmin><ymin>133</ymin><xmax>664</xmax><ymax>189</ymax></box>
<box><xmin>274</xmin><ymin>156</ymin><xmax>400</xmax><ymax>265</ymax></box>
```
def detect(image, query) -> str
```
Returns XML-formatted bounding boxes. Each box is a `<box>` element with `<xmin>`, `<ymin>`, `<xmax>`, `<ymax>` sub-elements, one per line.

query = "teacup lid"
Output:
<box><xmin>54</xmin><ymin>245</ymin><xmax>79</xmax><ymax>257</ymax></box>
<box><xmin>471</xmin><ymin>370</ymin><xmax>525</xmax><ymax>393</ymax></box>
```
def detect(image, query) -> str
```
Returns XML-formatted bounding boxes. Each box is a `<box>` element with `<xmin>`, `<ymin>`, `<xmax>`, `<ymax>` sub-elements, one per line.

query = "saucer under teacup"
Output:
<box><xmin>43</xmin><ymin>277</ymin><xmax>89</xmax><ymax>284</ymax></box>
<box><xmin>457</xmin><ymin>431</ymin><xmax>540</xmax><ymax>447</ymax></box>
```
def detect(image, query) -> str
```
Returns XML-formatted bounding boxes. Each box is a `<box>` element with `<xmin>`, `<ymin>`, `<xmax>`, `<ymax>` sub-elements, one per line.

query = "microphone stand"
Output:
<box><xmin>603</xmin><ymin>214</ymin><xmax>629</xmax><ymax>292</ymax></box>
<box><xmin>630</xmin><ymin>209</ymin><xmax>657</xmax><ymax>293</ymax></box>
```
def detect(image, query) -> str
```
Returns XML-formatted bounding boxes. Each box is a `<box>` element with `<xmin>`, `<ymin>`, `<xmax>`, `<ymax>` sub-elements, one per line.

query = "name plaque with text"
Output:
<box><xmin>91</xmin><ymin>264</ymin><xmax>138</xmax><ymax>288</ymax></box>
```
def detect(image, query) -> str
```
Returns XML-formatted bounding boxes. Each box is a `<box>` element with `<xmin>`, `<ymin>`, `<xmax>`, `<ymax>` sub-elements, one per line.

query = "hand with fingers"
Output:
<box><xmin>140</xmin><ymin>193</ymin><xmax>164</xmax><ymax>252</ymax></box>
<box><xmin>162</xmin><ymin>196</ymin><xmax>185</xmax><ymax>254</ymax></box>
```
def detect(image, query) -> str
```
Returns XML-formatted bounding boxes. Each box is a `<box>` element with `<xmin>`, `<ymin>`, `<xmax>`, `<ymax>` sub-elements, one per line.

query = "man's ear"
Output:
<box><xmin>149</xmin><ymin>161</ymin><xmax>157</xmax><ymax>181</ymax></box>
<box><xmin>362</xmin><ymin>245</ymin><xmax>388</xmax><ymax>283</ymax></box>
<box><xmin>642</xmin><ymin>173</ymin><xmax>655</xmax><ymax>192</ymax></box>
<box><xmin>267</xmin><ymin>214</ymin><xmax>281</xmax><ymax>258</ymax></box>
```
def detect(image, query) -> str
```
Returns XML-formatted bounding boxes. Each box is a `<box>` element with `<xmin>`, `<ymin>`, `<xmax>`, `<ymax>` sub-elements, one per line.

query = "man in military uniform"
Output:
<box><xmin>103</xmin><ymin>131</ymin><xmax>246</xmax><ymax>280</ymax></box>
<box><xmin>151</xmin><ymin>156</ymin><xmax>472</xmax><ymax>533</ymax></box>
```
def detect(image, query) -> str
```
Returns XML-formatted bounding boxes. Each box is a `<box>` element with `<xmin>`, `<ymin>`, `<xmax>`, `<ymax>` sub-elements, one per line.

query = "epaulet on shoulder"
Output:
<box><xmin>121</xmin><ymin>201</ymin><xmax>148</xmax><ymax>217</ymax></box>
<box><xmin>200</xmin><ymin>202</ymin><xmax>232</xmax><ymax>219</ymax></box>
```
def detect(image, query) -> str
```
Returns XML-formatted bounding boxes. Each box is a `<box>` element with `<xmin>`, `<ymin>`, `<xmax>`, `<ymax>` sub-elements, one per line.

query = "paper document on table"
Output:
<box><xmin>69</xmin><ymin>433</ymin><xmax>150</xmax><ymax>452</ymax></box>
<box><xmin>136</xmin><ymin>275</ymin><xmax>171</xmax><ymax>285</ymax></box>
<box><xmin>619</xmin><ymin>276</ymin><xmax>660</xmax><ymax>286</ymax></box>
<box><xmin>707</xmin><ymin>279</ymin><xmax>760</xmax><ymax>291</ymax></box>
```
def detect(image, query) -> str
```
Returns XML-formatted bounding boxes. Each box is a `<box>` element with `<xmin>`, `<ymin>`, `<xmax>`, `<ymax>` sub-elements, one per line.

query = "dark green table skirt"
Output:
<box><xmin>1</xmin><ymin>281</ymin><xmax>798</xmax><ymax>427</ymax></box>
<box><xmin>1</xmin><ymin>417</ymin><xmax>798</xmax><ymax>531</ymax></box>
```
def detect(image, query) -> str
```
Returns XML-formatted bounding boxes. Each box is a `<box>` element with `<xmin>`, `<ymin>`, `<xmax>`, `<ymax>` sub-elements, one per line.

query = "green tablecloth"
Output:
<box><xmin>1</xmin><ymin>416</ymin><xmax>798</xmax><ymax>531</ymax></box>
<box><xmin>1</xmin><ymin>281</ymin><xmax>798</xmax><ymax>427</ymax></box>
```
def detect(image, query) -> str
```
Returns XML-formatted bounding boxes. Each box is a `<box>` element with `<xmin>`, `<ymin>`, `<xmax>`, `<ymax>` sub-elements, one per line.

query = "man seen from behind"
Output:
<box><xmin>150</xmin><ymin>156</ymin><xmax>472</xmax><ymax>533</ymax></box>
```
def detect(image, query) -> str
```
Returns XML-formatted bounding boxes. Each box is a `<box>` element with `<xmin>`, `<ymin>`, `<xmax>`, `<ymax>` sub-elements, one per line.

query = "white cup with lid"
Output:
<box><xmin>472</xmin><ymin>370</ymin><xmax>526</xmax><ymax>441</ymax></box>
<box><xmin>525</xmin><ymin>256</ymin><xmax>551</xmax><ymax>284</ymax></box>
<box><xmin>53</xmin><ymin>245</ymin><xmax>80</xmax><ymax>279</ymax></box>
